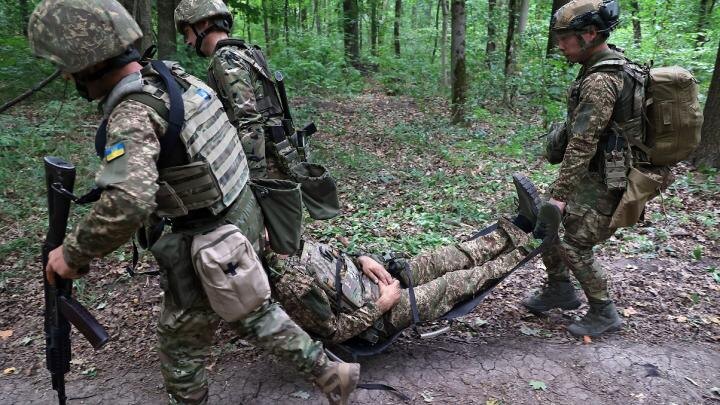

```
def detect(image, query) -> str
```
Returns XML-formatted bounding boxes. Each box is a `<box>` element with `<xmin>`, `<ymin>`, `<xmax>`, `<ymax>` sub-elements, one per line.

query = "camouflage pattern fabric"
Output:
<box><xmin>174</xmin><ymin>0</ymin><xmax>231</xmax><ymax>31</ymax></box>
<box><xmin>552</xmin><ymin>0</ymin><xmax>606</xmax><ymax>32</ymax></box>
<box><xmin>543</xmin><ymin>48</ymin><xmax>625</xmax><ymax>303</ymax></box>
<box><xmin>28</xmin><ymin>0</ymin><xmax>142</xmax><ymax>73</ymax></box>
<box><xmin>269</xmin><ymin>219</ymin><xmax>531</xmax><ymax>344</ymax></box>
<box><xmin>59</xmin><ymin>68</ymin><xmax>329</xmax><ymax>403</ymax></box>
<box><xmin>208</xmin><ymin>44</ymin><xmax>284</xmax><ymax>179</ymax></box>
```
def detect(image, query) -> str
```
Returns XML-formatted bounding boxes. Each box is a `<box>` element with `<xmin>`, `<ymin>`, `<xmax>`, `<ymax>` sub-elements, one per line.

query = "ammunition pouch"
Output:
<box><xmin>266</xmin><ymin>125</ymin><xmax>302</xmax><ymax>175</ymax></box>
<box><xmin>290</xmin><ymin>162</ymin><xmax>340</xmax><ymax>220</ymax></box>
<box><xmin>603</xmin><ymin>132</ymin><xmax>631</xmax><ymax>192</ymax></box>
<box><xmin>249</xmin><ymin>178</ymin><xmax>303</xmax><ymax>254</ymax></box>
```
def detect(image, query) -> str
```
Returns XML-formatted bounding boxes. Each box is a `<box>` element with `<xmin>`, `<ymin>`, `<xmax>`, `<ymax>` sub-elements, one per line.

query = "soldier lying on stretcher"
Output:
<box><xmin>264</xmin><ymin>175</ymin><xmax>562</xmax><ymax>345</ymax></box>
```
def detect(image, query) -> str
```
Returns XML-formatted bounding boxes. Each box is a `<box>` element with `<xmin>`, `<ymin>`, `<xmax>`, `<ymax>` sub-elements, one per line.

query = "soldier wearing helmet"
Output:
<box><xmin>522</xmin><ymin>0</ymin><xmax>633</xmax><ymax>337</ymax></box>
<box><xmin>30</xmin><ymin>1</ymin><xmax>359</xmax><ymax>404</ymax></box>
<box><xmin>175</xmin><ymin>0</ymin><xmax>303</xmax><ymax>180</ymax></box>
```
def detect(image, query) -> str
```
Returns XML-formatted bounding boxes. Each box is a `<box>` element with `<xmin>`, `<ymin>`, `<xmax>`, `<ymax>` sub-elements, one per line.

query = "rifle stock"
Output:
<box><xmin>43</xmin><ymin>156</ymin><xmax>109</xmax><ymax>405</ymax></box>
<box><xmin>273</xmin><ymin>71</ymin><xmax>316</xmax><ymax>156</ymax></box>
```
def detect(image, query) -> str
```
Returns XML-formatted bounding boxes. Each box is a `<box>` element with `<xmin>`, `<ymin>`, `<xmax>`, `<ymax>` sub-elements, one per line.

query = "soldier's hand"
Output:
<box><xmin>358</xmin><ymin>256</ymin><xmax>393</xmax><ymax>285</ymax></box>
<box><xmin>548</xmin><ymin>198</ymin><xmax>566</xmax><ymax>214</ymax></box>
<box><xmin>375</xmin><ymin>279</ymin><xmax>402</xmax><ymax>313</ymax></box>
<box><xmin>45</xmin><ymin>245</ymin><xmax>81</xmax><ymax>285</ymax></box>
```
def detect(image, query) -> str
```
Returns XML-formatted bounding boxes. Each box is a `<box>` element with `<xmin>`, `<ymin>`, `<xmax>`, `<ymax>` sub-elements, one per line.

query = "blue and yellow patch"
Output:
<box><xmin>104</xmin><ymin>142</ymin><xmax>126</xmax><ymax>162</ymax></box>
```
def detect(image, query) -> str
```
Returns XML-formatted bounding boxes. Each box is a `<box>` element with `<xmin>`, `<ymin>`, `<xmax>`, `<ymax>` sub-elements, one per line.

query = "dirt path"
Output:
<box><xmin>2</xmin><ymin>86</ymin><xmax>719</xmax><ymax>404</ymax></box>
<box><xmin>2</xmin><ymin>336</ymin><xmax>718</xmax><ymax>404</ymax></box>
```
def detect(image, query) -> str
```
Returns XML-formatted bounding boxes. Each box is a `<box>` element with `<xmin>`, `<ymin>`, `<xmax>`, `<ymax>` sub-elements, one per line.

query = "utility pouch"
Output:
<box><xmin>290</xmin><ymin>163</ymin><xmax>340</xmax><ymax>220</ymax></box>
<box><xmin>249</xmin><ymin>178</ymin><xmax>303</xmax><ymax>254</ymax></box>
<box><xmin>609</xmin><ymin>167</ymin><xmax>663</xmax><ymax>228</ymax></box>
<box><xmin>191</xmin><ymin>224</ymin><xmax>271</xmax><ymax>322</ymax></box>
<box><xmin>151</xmin><ymin>232</ymin><xmax>200</xmax><ymax>309</ymax></box>
<box><xmin>603</xmin><ymin>150</ymin><xmax>629</xmax><ymax>191</ymax></box>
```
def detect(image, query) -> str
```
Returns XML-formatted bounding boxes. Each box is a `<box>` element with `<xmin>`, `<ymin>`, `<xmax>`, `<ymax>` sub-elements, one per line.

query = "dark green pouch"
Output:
<box><xmin>290</xmin><ymin>163</ymin><xmax>340</xmax><ymax>220</ymax></box>
<box><xmin>249</xmin><ymin>178</ymin><xmax>303</xmax><ymax>254</ymax></box>
<box><xmin>150</xmin><ymin>232</ymin><xmax>201</xmax><ymax>309</ymax></box>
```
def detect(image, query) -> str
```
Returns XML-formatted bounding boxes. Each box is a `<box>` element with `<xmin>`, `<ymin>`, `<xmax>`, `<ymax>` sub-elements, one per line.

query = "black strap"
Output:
<box><xmin>149</xmin><ymin>60</ymin><xmax>184</xmax><ymax>163</ymax></box>
<box><xmin>335</xmin><ymin>256</ymin><xmax>344</xmax><ymax>309</ymax></box>
<box><xmin>357</xmin><ymin>383</ymin><xmax>411</xmax><ymax>401</ymax></box>
<box><xmin>402</xmin><ymin>262</ymin><xmax>421</xmax><ymax>327</ymax></box>
<box><xmin>125</xmin><ymin>237</ymin><xmax>161</xmax><ymax>277</ymax></box>
<box><xmin>466</xmin><ymin>222</ymin><xmax>499</xmax><ymax>241</ymax></box>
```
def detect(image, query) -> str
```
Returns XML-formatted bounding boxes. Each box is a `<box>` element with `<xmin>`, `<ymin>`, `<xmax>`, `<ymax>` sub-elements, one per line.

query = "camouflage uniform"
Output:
<box><xmin>269</xmin><ymin>219</ymin><xmax>530</xmax><ymax>344</ymax></box>
<box><xmin>208</xmin><ymin>42</ymin><xmax>286</xmax><ymax>179</ymax></box>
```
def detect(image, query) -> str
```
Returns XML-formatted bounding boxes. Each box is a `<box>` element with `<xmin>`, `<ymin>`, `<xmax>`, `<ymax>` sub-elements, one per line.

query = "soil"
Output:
<box><xmin>1</xmin><ymin>87</ymin><xmax>718</xmax><ymax>404</ymax></box>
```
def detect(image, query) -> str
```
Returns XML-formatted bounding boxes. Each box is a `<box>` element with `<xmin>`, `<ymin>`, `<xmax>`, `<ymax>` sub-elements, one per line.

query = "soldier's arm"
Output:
<box><xmin>551</xmin><ymin>72</ymin><xmax>622</xmax><ymax>201</ymax></box>
<box><xmin>212</xmin><ymin>51</ymin><xmax>265</xmax><ymax>133</ymax></box>
<box><xmin>63</xmin><ymin>101</ymin><xmax>161</xmax><ymax>269</ymax></box>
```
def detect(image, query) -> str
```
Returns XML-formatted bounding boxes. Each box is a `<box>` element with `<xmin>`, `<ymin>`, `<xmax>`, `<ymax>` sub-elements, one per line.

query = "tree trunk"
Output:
<box><xmin>314</xmin><ymin>0</ymin><xmax>322</xmax><ymax>34</ymax></box>
<box><xmin>517</xmin><ymin>0</ymin><xmax>530</xmax><ymax>36</ymax></box>
<box><xmin>691</xmin><ymin>40</ymin><xmax>720</xmax><ymax>168</ymax></box>
<box><xmin>157</xmin><ymin>0</ymin><xmax>177</xmax><ymax>59</ymax></box>
<box><xmin>695</xmin><ymin>0</ymin><xmax>716</xmax><ymax>48</ymax></box>
<box><xmin>441</xmin><ymin>0</ymin><xmax>449</xmax><ymax>86</ymax></box>
<box><xmin>370</xmin><ymin>0</ymin><xmax>379</xmax><ymax>55</ymax></box>
<box><xmin>546</xmin><ymin>0</ymin><xmax>571</xmax><ymax>56</ymax></box>
<box><xmin>630</xmin><ymin>0</ymin><xmax>641</xmax><ymax>46</ymax></box>
<box><xmin>504</xmin><ymin>0</ymin><xmax>519</xmax><ymax>77</ymax></box>
<box><xmin>343</xmin><ymin>0</ymin><xmax>360</xmax><ymax>64</ymax></box>
<box><xmin>263</xmin><ymin>0</ymin><xmax>272</xmax><ymax>54</ymax></box>
<box><xmin>486</xmin><ymin>0</ymin><xmax>497</xmax><ymax>67</ymax></box>
<box><xmin>450</xmin><ymin>0</ymin><xmax>466</xmax><ymax>124</ymax></box>
<box><xmin>394</xmin><ymin>0</ymin><xmax>402</xmax><ymax>56</ymax></box>
<box><xmin>284</xmin><ymin>0</ymin><xmax>290</xmax><ymax>46</ymax></box>
<box><xmin>119</xmin><ymin>0</ymin><xmax>153</xmax><ymax>53</ymax></box>
<box><xmin>19</xmin><ymin>0</ymin><xmax>29</xmax><ymax>36</ymax></box>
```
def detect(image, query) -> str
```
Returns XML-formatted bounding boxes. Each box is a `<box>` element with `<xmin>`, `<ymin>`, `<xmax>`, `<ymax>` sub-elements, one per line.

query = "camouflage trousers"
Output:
<box><xmin>242</xmin><ymin>125</ymin><xmax>268</xmax><ymax>179</ymax></box>
<box><xmin>156</xmin><ymin>259</ymin><xmax>327</xmax><ymax>404</ymax></box>
<box><xmin>385</xmin><ymin>219</ymin><xmax>530</xmax><ymax>331</ymax></box>
<box><xmin>541</xmin><ymin>202</ymin><xmax>618</xmax><ymax>302</ymax></box>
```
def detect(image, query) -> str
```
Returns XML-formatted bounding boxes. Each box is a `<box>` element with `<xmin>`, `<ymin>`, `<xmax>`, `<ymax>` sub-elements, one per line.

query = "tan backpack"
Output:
<box><xmin>634</xmin><ymin>66</ymin><xmax>703</xmax><ymax>165</ymax></box>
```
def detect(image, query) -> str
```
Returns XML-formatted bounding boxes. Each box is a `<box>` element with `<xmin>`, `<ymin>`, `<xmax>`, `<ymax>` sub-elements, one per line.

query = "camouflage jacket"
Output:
<box><xmin>63</xmin><ymin>74</ymin><xmax>163</xmax><ymax>268</ymax></box>
<box><xmin>266</xmin><ymin>247</ymin><xmax>385</xmax><ymax>344</ymax></box>
<box><xmin>208</xmin><ymin>41</ymin><xmax>284</xmax><ymax>178</ymax></box>
<box><xmin>551</xmin><ymin>48</ymin><xmax>624</xmax><ymax>208</ymax></box>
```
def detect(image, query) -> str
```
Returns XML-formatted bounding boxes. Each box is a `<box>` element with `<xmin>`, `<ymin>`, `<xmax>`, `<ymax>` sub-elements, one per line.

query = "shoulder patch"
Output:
<box><xmin>195</xmin><ymin>88</ymin><xmax>211</xmax><ymax>101</ymax></box>
<box><xmin>105</xmin><ymin>142</ymin><xmax>126</xmax><ymax>162</ymax></box>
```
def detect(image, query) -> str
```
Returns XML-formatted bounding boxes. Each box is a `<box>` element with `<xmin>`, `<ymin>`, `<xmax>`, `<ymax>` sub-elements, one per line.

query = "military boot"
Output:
<box><xmin>567</xmin><ymin>300</ymin><xmax>623</xmax><ymax>337</ymax></box>
<box><xmin>512</xmin><ymin>173</ymin><xmax>541</xmax><ymax>233</ymax></box>
<box><xmin>522</xmin><ymin>280</ymin><xmax>582</xmax><ymax>314</ymax></box>
<box><xmin>316</xmin><ymin>361</ymin><xmax>360</xmax><ymax>405</ymax></box>
<box><xmin>533</xmin><ymin>202</ymin><xmax>561</xmax><ymax>241</ymax></box>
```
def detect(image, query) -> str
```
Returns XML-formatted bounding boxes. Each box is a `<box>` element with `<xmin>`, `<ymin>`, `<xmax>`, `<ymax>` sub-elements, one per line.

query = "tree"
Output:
<box><xmin>695</xmin><ymin>0</ymin><xmax>717</xmax><ymax>48</ymax></box>
<box><xmin>691</xmin><ymin>40</ymin><xmax>720</xmax><ymax>168</ymax></box>
<box><xmin>630</xmin><ymin>0</ymin><xmax>641</xmax><ymax>46</ymax></box>
<box><xmin>450</xmin><ymin>0</ymin><xmax>466</xmax><ymax>124</ymax></box>
<box><xmin>504</xmin><ymin>0</ymin><xmax>520</xmax><ymax>78</ymax></box>
<box><xmin>19</xmin><ymin>0</ymin><xmax>29</xmax><ymax>37</ymax></box>
<box><xmin>394</xmin><ymin>0</ymin><xmax>402</xmax><ymax>56</ymax></box>
<box><xmin>546</xmin><ymin>0</ymin><xmax>570</xmax><ymax>56</ymax></box>
<box><xmin>157</xmin><ymin>0</ymin><xmax>177</xmax><ymax>59</ymax></box>
<box><xmin>343</xmin><ymin>0</ymin><xmax>360</xmax><ymax>64</ymax></box>
<box><xmin>119</xmin><ymin>0</ymin><xmax>153</xmax><ymax>53</ymax></box>
<box><xmin>370</xmin><ymin>0</ymin><xmax>379</xmax><ymax>55</ymax></box>
<box><xmin>486</xmin><ymin>0</ymin><xmax>497</xmax><ymax>66</ymax></box>
<box><xmin>517</xmin><ymin>0</ymin><xmax>530</xmax><ymax>36</ymax></box>
<box><xmin>440</xmin><ymin>0</ymin><xmax>449</xmax><ymax>86</ymax></box>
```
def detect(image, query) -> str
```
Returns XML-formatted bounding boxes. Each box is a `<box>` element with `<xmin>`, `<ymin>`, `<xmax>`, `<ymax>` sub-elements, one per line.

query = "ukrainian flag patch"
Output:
<box><xmin>105</xmin><ymin>142</ymin><xmax>126</xmax><ymax>162</ymax></box>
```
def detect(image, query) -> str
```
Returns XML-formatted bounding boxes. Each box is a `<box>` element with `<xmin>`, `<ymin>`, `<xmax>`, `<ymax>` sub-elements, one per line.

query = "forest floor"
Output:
<box><xmin>1</xmin><ymin>84</ymin><xmax>719</xmax><ymax>404</ymax></box>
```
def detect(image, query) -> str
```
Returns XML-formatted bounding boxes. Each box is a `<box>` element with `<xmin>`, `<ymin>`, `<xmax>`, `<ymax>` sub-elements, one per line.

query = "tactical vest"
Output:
<box><xmin>568</xmin><ymin>49</ymin><xmax>647</xmax><ymax>169</ymax></box>
<box><xmin>114</xmin><ymin>62</ymin><xmax>250</xmax><ymax>218</ymax></box>
<box><xmin>209</xmin><ymin>39</ymin><xmax>284</xmax><ymax>124</ymax></box>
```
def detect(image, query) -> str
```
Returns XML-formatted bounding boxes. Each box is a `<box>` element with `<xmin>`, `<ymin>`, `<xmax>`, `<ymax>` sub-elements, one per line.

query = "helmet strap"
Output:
<box><xmin>192</xmin><ymin>25</ymin><xmax>208</xmax><ymax>57</ymax></box>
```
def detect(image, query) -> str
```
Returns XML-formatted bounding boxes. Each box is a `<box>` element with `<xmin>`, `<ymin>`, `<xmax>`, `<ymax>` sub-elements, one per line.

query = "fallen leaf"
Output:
<box><xmin>709</xmin><ymin>316</ymin><xmax>720</xmax><ymax>325</ymax></box>
<box><xmin>529</xmin><ymin>380</ymin><xmax>547</xmax><ymax>391</ymax></box>
<box><xmin>583</xmin><ymin>336</ymin><xmax>592</xmax><ymax>345</ymax></box>
<box><xmin>420</xmin><ymin>390</ymin><xmax>434</xmax><ymax>402</ymax></box>
<box><xmin>676</xmin><ymin>316</ymin><xmax>688</xmax><ymax>323</ymax></box>
<box><xmin>0</xmin><ymin>330</ymin><xmax>13</xmax><ymax>340</ymax></box>
<box><xmin>3</xmin><ymin>367</ymin><xmax>16</xmax><ymax>375</ymax></box>
<box><xmin>289</xmin><ymin>390</ymin><xmax>311</xmax><ymax>400</ymax></box>
<box><xmin>486</xmin><ymin>399</ymin><xmax>501</xmax><ymax>405</ymax></box>
<box><xmin>20</xmin><ymin>337</ymin><xmax>34</xmax><ymax>346</ymax></box>
<box><xmin>623</xmin><ymin>307</ymin><xmax>638</xmax><ymax>317</ymax></box>
<box><xmin>520</xmin><ymin>326</ymin><xmax>541</xmax><ymax>336</ymax></box>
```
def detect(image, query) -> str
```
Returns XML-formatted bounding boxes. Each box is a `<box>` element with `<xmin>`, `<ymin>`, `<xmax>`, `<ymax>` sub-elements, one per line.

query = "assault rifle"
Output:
<box><xmin>42</xmin><ymin>156</ymin><xmax>109</xmax><ymax>405</ymax></box>
<box><xmin>274</xmin><ymin>71</ymin><xmax>317</xmax><ymax>160</ymax></box>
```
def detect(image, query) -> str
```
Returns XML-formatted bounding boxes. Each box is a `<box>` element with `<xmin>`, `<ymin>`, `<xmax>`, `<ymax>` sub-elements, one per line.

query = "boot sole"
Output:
<box><xmin>567</xmin><ymin>321</ymin><xmax>623</xmax><ymax>338</ymax></box>
<box><xmin>512</xmin><ymin>173</ymin><xmax>541</xmax><ymax>223</ymax></box>
<box><xmin>522</xmin><ymin>299</ymin><xmax>582</xmax><ymax>314</ymax></box>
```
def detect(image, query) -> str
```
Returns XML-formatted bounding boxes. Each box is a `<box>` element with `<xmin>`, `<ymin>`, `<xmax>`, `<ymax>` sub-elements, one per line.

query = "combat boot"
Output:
<box><xmin>316</xmin><ymin>361</ymin><xmax>360</xmax><ymax>405</ymax></box>
<box><xmin>567</xmin><ymin>300</ymin><xmax>623</xmax><ymax>337</ymax></box>
<box><xmin>522</xmin><ymin>280</ymin><xmax>582</xmax><ymax>313</ymax></box>
<box><xmin>533</xmin><ymin>202</ymin><xmax>562</xmax><ymax>242</ymax></box>
<box><xmin>512</xmin><ymin>173</ymin><xmax>541</xmax><ymax>233</ymax></box>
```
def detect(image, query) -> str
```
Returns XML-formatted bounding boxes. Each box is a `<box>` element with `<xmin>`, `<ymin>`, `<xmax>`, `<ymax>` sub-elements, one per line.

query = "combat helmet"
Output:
<box><xmin>551</xmin><ymin>0</ymin><xmax>620</xmax><ymax>34</ymax></box>
<box><xmin>174</xmin><ymin>0</ymin><xmax>233</xmax><ymax>33</ymax></box>
<box><xmin>28</xmin><ymin>0</ymin><xmax>142</xmax><ymax>73</ymax></box>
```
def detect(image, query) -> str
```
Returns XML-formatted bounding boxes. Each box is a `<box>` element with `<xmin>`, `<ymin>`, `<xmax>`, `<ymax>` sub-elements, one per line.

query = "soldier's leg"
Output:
<box><xmin>157</xmin><ymin>293</ymin><xmax>220</xmax><ymax>405</ymax></box>
<box><xmin>387</xmin><ymin>249</ymin><xmax>526</xmax><ymax>331</ymax></box>
<box><xmin>408</xmin><ymin>218</ymin><xmax>530</xmax><ymax>284</ymax></box>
